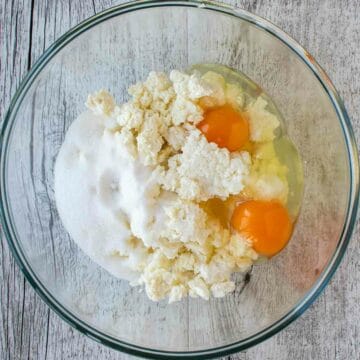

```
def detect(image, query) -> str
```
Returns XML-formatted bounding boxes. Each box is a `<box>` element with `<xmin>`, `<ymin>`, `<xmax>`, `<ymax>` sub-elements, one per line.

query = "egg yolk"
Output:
<box><xmin>231</xmin><ymin>200</ymin><xmax>292</xmax><ymax>257</ymax></box>
<box><xmin>197</xmin><ymin>104</ymin><xmax>249</xmax><ymax>152</ymax></box>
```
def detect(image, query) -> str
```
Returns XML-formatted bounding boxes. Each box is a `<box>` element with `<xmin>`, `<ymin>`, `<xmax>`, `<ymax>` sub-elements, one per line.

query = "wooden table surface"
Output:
<box><xmin>1</xmin><ymin>1</ymin><xmax>359</xmax><ymax>359</ymax></box>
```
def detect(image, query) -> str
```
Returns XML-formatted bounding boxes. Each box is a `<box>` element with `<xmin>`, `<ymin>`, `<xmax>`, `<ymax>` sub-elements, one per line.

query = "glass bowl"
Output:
<box><xmin>1</xmin><ymin>1</ymin><xmax>358</xmax><ymax>358</ymax></box>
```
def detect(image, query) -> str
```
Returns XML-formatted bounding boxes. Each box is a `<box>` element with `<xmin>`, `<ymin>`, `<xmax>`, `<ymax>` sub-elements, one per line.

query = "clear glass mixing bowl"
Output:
<box><xmin>1</xmin><ymin>1</ymin><xmax>358</xmax><ymax>358</ymax></box>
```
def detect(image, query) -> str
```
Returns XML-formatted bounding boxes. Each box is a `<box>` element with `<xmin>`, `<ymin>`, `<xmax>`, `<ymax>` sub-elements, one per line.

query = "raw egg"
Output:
<box><xmin>197</xmin><ymin>104</ymin><xmax>249</xmax><ymax>152</ymax></box>
<box><xmin>231</xmin><ymin>200</ymin><xmax>292</xmax><ymax>257</ymax></box>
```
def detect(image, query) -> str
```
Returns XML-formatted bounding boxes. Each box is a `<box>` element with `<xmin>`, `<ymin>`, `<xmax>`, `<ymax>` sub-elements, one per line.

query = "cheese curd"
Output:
<box><xmin>55</xmin><ymin>69</ymin><xmax>286</xmax><ymax>303</ymax></box>
<box><xmin>245</xmin><ymin>97</ymin><xmax>280</xmax><ymax>143</ymax></box>
<box><xmin>159</xmin><ymin>129</ymin><xmax>251</xmax><ymax>201</ymax></box>
<box><xmin>247</xmin><ymin>142</ymin><xmax>289</xmax><ymax>204</ymax></box>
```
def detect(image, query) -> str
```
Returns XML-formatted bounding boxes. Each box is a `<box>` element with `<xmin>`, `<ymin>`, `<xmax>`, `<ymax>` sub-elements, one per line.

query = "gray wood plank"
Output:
<box><xmin>0</xmin><ymin>1</ymin><xmax>48</xmax><ymax>359</ymax></box>
<box><xmin>1</xmin><ymin>0</ymin><xmax>359</xmax><ymax>359</ymax></box>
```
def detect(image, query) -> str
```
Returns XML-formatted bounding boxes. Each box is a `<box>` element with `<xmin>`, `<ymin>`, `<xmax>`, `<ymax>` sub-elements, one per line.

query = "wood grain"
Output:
<box><xmin>0</xmin><ymin>1</ymin><xmax>359</xmax><ymax>359</ymax></box>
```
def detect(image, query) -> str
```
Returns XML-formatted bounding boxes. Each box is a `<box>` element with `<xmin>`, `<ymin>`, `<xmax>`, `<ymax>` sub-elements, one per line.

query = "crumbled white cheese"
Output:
<box><xmin>197</xmin><ymin>71</ymin><xmax>245</xmax><ymax>110</ymax></box>
<box><xmin>137</xmin><ymin>113</ymin><xmax>164</xmax><ymax>166</ymax></box>
<box><xmin>139</xmin><ymin>251</ymin><xmax>172</xmax><ymax>300</ymax></box>
<box><xmin>159</xmin><ymin>129</ymin><xmax>252</xmax><ymax>201</ymax></box>
<box><xmin>170</xmin><ymin>70</ymin><xmax>213</xmax><ymax>100</ymax></box>
<box><xmin>170</xmin><ymin>97</ymin><xmax>204</xmax><ymax>126</ymax></box>
<box><xmin>169</xmin><ymin>70</ymin><xmax>218</xmax><ymax>125</ymax></box>
<box><xmin>116</xmin><ymin>103</ymin><xmax>144</xmax><ymax>130</ymax></box>
<box><xmin>86</xmin><ymin>89</ymin><xmax>116</xmax><ymax>116</ymax></box>
<box><xmin>250</xmin><ymin>174</ymin><xmax>288</xmax><ymax>202</ymax></box>
<box><xmin>188</xmin><ymin>276</ymin><xmax>210</xmax><ymax>300</ymax></box>
<box><xmin>145</xmin><ymin>71</ymin><xmax>173</xmax><ymax>93</ymax></box>
<box><xmin>246</xmin><ymin>97</ymin><xmax>280</xmax><ymax>142</ymax></box>
<box><xmin>163</xmin><ymin>126</ymin><xmax>187</xmax><ymax>151</ymax></box>
<box><xmin>161</xmin><ymin>199</ymin><xmax>210</xmax><ymax>244</ymax></box>
<box><xmin>139</xmin><ymin>196</ymin><xmax>257</xmax><ymax>302</ymax></box>
<box><xmin>115</xmin><ymin>128</ymin><xmax>137</xmax><ymax>159</ymax></box>
<box><xmin>200</xmin><ymin>71</ymin><xmax>226</xmax><ymax>106</ymax></box>
<box><xmin>226</xmin><ymin>82</ymin><xmax>245</xmax><ymax>109</ymax></box>
<box><xmin>246</xmin><ymin>142</ymin><xmax>289</xmax><ymax>204</ymax></box>
<box><xmin>173</xmin><ymin>253</ymin><xmax>196</xmax><ymax>272</ymax></box>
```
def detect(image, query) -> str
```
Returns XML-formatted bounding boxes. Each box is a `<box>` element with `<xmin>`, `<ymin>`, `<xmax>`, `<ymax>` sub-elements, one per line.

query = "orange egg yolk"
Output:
<box><xmin>231</xmin><ymin>200</ymin><xmax>293</xmax><ymax>257</ymax></box>
<box><xmin>197</xmin><ymin>104</ymin><xmax>249</xmax><ymax>152</ymax></box>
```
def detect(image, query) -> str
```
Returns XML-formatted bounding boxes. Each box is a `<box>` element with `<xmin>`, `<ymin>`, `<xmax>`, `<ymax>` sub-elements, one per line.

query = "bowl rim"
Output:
<box><xmin>0</xmin><ymin>0</ymin><xmax>359</xmax><ymax>358</ymax></box>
